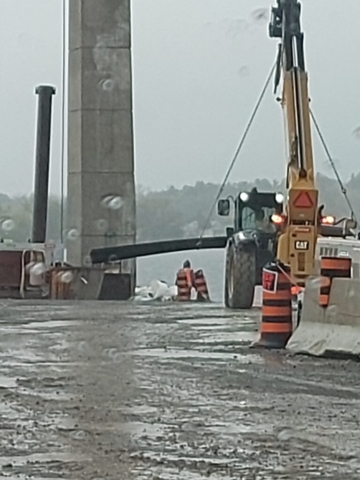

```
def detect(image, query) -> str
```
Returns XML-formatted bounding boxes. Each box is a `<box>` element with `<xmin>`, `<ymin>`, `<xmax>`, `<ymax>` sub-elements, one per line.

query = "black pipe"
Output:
<box><xmin>90</xmin><ymin>236</ymin><xmax>228</xmax><ymax>264</ymax></box>
<box><xmin>32</xmin><ymin>85</ymin><xmax>56</xmax><ymax>243</ymax></box>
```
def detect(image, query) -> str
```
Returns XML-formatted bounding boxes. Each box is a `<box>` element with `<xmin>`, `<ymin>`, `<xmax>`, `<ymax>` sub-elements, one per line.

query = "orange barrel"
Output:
<box><xmin>319</xmin><ymin>256</ymin><xmax>352</xmax><ymax>307</ymax></box>
<box><xmin>194</xmin><ymin>270</ymin><xmax>210</xmax><ymax>301</ymax></box>
<box><xmin>176</xmin><ymin>269</ymin><xmax>191</xmax><ymax>301</ymax></box>
<box><xmin>255</xmin><ymin>263</ymin><xmax>292</xmax><ymax>349</ymax></box>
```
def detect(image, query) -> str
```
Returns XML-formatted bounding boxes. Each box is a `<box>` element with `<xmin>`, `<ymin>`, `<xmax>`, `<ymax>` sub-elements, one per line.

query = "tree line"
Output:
<box><xmin>0</xmin><ymin>173</ymin><xmax>359</xmax><ymax>244</ymax></box>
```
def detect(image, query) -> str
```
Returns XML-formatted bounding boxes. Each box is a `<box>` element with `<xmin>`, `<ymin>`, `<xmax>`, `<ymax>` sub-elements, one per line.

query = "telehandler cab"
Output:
<box><xmin>218</xmin><ymin>188</ymin><xmax>284</xmax><ymax>309</ymax></box>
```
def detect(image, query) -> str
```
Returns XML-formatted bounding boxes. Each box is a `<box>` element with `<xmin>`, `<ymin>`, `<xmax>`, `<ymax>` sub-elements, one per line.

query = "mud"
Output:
<box><xmin>0</xmin><ymin>300</ymin><xmax>360</xmax><ymax>479</ymax></box>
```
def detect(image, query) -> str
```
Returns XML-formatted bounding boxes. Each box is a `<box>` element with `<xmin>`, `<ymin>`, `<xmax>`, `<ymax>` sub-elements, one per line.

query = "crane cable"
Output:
<box><xmin>198</xmin><ymin>61</ymin><xmax>276</xmax><ymax>242</ymax></box>
<box><xmin>310</xmin><ymin>109</ymin><xmax>357</xmax><ymax>225</ymax></box>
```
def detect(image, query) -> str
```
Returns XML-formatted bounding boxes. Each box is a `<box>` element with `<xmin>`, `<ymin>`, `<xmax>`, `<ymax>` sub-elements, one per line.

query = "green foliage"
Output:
<box><xmin>0</xmin><ymin>194</ymin><xmax>63</xmax><ymax>243</ymax></box>
<box><xmin>0</xmin><ymin>174</ymin><xmax>358</xmax><ymax>243</ymax></box>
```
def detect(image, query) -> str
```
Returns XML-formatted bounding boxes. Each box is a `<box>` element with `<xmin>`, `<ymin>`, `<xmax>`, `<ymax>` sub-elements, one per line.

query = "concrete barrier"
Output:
<box><xmin>287</xmin><ymin>278</ymin><xmax>360</xmax><ymax>357</ymax></box>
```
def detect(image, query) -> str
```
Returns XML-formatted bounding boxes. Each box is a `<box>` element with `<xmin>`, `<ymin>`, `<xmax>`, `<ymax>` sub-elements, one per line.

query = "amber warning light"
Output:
<box><xmin>321</xmin><ymin>215</ymin><xmax>335</xmax><ymax>225</ymax></box>
<box><xmin>271</xmin><ymin>213</ymin><xmax>285</xmax><ymax>225</ymax></box>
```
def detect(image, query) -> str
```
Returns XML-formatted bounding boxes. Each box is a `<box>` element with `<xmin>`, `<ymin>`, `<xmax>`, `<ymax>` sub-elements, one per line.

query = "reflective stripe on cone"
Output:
<box><xmin>176</xmin><ymin>269</ymin><xmax>191</xmax><ymax>301</ymax></box>
<box><xmin>319</xmin><ymin>256</ymin><xmax>351</xmax><ymax>307</ymax></box>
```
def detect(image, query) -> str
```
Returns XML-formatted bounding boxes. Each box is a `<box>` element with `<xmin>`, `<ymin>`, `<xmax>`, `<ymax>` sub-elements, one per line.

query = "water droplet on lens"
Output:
<box><xmin>95</xmin><ymin>219</ymin><xmax>108</xmax><ymax>232</ymax></box>
<box><xmin>83</xmin><ymin>255</ymin><xmax>92</xmax><ymax>267</ymax></box>
<box><xmin>1</xmin><ymin>219</ymin><xmax>15</xmax><ymax>231</ymax></box>
<box><xmin>30</xmin><ymin>262</ymin><xmax>46</xmax><ymax>276</ymax></box>
<box><xmin>26</xmin><ymin>261</ymin><xmax>36</xmax><ymax>273</ymax></box>
<box><xmin>66</xmin><ymin>228</ymin><xmax>79</xmax><ymax>241</ymax></box>
<box><xmin>60</xmin><ymin>271</ymin><xmax>74</xmax><ymax>284</ymax></box>
<box><xmin>108</xmin><ymin>196</ymin><xmax>124</xmax><ymax>210</ymax></box>
<box><xmin>307</xmin><ymin>277</ymin><xmax>323</xmax><ymax>291</ymax></box>
<box><xmin>277</xmin><ymin>429</ymin><xmax>293</xmax><ymax>441</ymax></box>
<box><xmin>352</xmin><ymin>127</ymin><xmax>360</xmax><ymax>139</ymax></box>
<box><xmin>251</xmin><ymin>8</ymin><xmax>268</xmax><ymax>25</ymax></box>
<box><xmin>238</xmin><ymin>66</ymin><xmax>250</xmax><ymax>78</ymax></box>
<box><xmin>327</xmin><ymin>305</ymin><xmax>338</xmax><ymax>318</ymax></box>
<box><xmin>72</xmin><ymin>430</ymin><xmax>86</xmax><ymax>440</ymax></box>
<box><xmin>107</xmin><ymin>348</ymin><xmax>118</xmax><ymax>360</ymax></box>
<box><xmin>77</xmin><ymin>341</ymin><xmax>88</xmax><ymax>352</ymax></box>
<box><xmin>108</xmin><ymin>254</ymin><xmax>118</xmax><ymax>263</ymax></box>
<box><xmin>102</xmin><ymin>79</ymin><xmax>114</xmax><ymax>91</ymax></box>
<box><xmin>101</xmin><ymin>195</ymin><xmax>114</xmax><ymax>208</ymax></box>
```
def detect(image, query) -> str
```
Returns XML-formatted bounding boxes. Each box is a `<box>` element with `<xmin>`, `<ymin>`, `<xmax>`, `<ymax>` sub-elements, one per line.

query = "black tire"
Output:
<box><xmin>225</xmin><ymin>243</ymin><xmax>256</xmax><ymax>309</ymax></box>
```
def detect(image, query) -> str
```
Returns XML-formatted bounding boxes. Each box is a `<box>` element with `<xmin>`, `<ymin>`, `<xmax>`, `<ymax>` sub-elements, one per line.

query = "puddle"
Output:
<box><xmin>17</xmin><ymin>387</ymin><xmax>73</xmax><ymax>402</ymax></box>
<box><xmin>192</xmin><ymin>324</ymin><xmax>254</xmax><ymax>331</ymax></box>
<box><xmin>0</xmin><ymin>344</ymin><xmax>52</xmax><ymax>360</ymax></box>
<box><xmin>75</xmin><ymin>421</ymin><xmax>172</xmax><ymax>438</ymax></box>
<box><xmin>144</xmin><ymin>451</ymin><xmax>242</xmax><ymax>467</ymax></box>
<box><xmin>25</xmin><ymin>320</ymin><xmax>81</xmax><ymax>329</ymax></box>
<box><xmin>0</xmin><ymin>451</ymin><xmax>88</xmax><ymax>467</ymax></box>
<box><xmin>204</xmin><ymin>421</ymin><xmax>273</xmax><ymax>435</ymax></box>
<box><xmin>0</xmin><ymin>376</ymin><xmax>17</xmax><ymax>388</ymax></box>
<box><xmin>179</xmin><ymin>317</ymin><xmax>255</xmax><ymax>326</ymax></box>
<box><xmin>118</xmin><ymin>405</ymin><xmax>159</xmax><ymax>415</ymax></box>
<box><xmin>129</xmin><ymin>347</ymin><xmax>258</xmax><ymax>362</ymax></box>
<box><xmin>190</xmin><ymin>332</ymin><xmax>257</xmax><ymax>344</ymax></box>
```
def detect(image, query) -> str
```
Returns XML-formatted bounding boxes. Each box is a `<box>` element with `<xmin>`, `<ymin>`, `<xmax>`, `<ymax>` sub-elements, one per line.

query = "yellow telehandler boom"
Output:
<box><xmin>269</xmin><ymin>0</ymin><xmax>320</xmax><ymax>285</ymax></box>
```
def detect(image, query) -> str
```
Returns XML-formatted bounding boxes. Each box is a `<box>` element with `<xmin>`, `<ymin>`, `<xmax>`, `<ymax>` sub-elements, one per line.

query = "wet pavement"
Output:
<box><xmin>0</xmin><ymin>300</ymin><xmax>360</xmax><ymax>479</ymax></box>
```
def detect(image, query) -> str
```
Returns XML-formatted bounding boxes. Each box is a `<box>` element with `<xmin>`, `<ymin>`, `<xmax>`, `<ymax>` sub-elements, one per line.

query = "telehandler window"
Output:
<box><xmin>241</xmin><ymin>206</ymin><xmax>277</xmax><ymax>233</ymax></box>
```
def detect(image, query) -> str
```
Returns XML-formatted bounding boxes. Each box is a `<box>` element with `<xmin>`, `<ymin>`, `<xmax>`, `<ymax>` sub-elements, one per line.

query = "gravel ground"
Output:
<box><xmin>0</xmin><ymin>300</ymin><xmax>360</xmax><ymax>479</ymax></box>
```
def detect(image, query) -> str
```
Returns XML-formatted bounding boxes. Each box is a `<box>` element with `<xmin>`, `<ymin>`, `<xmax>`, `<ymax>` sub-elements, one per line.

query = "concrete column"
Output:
<box><xmin>67</xmin><ymin>0</ymin><xmax>136</xmax><ymax>270</ymax></box>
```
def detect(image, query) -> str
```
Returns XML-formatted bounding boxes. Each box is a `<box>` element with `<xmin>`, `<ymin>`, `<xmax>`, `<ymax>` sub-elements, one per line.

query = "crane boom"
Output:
<box><xmin>269</xmin><ymin>0</ymin><xmax>319</xmax><ymax>284</ymax></box>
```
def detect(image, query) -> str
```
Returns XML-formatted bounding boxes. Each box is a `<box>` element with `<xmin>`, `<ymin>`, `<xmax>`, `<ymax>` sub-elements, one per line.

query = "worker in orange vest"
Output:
<box><xmin>175</xmin><ymin>260</ymin><xmax>196</xmax><ymax>301</ymax></box>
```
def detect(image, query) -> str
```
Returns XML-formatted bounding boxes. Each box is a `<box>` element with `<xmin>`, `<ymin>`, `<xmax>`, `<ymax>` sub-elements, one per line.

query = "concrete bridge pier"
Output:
<box><xmin>67</xmin><ymin>0</ymin><xmax>136</xmax><ymax>278</ymax></box>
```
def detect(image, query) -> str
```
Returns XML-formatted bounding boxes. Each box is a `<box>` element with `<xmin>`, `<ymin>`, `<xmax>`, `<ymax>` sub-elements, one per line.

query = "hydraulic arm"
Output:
<box><xmin>270</xmin><ymin>0</ymin><xmax>319</xmax><ymax>284</ymax></box>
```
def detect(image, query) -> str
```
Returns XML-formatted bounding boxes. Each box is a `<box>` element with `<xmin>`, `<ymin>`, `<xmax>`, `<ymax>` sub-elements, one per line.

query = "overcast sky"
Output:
<box><xmin>0</xmin><ymin>0</ymin><xmax>359</xmax><ymax>196</ymax></box>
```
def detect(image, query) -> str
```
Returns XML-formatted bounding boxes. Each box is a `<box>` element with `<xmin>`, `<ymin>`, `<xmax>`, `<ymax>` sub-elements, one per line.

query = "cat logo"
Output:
<box><xmin>295</xmin><ymin>240</ymin><xmax>309</xmax><ymax>251</ymax></box>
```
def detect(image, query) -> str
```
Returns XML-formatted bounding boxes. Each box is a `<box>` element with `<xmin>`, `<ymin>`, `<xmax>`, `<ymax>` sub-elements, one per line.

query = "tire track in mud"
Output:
<box><xmin>0</xmin><ymin>300</ymin><xmax>359</xmax><ymax>478</ymax></box>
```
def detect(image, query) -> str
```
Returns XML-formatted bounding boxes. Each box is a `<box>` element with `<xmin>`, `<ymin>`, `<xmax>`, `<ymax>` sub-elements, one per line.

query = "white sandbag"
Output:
<box><xmin>150</xmin><ymin>280</ymin><xmax>169</xmax><ymax>300</ymax></box>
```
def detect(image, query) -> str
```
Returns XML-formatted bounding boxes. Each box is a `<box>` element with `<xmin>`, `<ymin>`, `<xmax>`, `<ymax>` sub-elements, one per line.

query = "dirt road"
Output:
<box><xmin>0</xmin><ymin>300</ymin><xmax>360</xmax><ymax>479</ymax></box>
